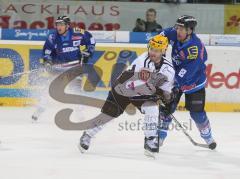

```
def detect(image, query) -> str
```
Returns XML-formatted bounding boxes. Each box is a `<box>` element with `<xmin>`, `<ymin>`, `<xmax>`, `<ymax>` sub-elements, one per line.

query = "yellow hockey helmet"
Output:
<box><xmin>148</xmin><ymin>35</ymin><xmax>168</xmax><ymax>52</ymax></box>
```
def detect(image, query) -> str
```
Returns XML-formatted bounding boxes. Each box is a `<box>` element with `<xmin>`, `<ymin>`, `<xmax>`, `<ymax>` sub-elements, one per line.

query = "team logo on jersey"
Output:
<box><xmin>62</xmin><ymin>47</ymin><xmax>78</xmax><ymax>53</ymax></box>
<box><xmin>139</xmin><ymin>69</ymin><xmax>151</xmax><ymax>81</ymax></box>
<box><xmin>172</xmin><ymin>55</ymin><xmax>182</xmax><ymax>66</ymax></box>
<box><xmin>187</xmin><ymin>46</ymin><xmax>198</xmax><ymax>60</ymax></box>
<box><xmin>72</xmin><ymin>36</ymin><xmax>82</xmax><ymax>40</ymax></box>
<box><xmin>73</xmin><ymin>40</ymin><xmax>81</xmax><ymax>46</ymax></box>
<box><xmin>126</xmin><ymin>81</ymin><xmax>135</xmax><ymax>90</ymax></box>
<box><xmin>63</xmin><ymin>43</ymin><xmax>69</xmax><ymax>46</ymax></box>
<box><xmin>181</xmin><ymin>83</ymin><xmax>196</xmax><ymax>92</ymax></box>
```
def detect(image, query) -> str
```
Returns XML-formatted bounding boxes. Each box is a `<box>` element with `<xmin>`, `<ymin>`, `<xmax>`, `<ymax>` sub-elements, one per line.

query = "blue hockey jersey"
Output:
<box><xmin>43</xmin><ymin>27</ymin><xmax>96</xmax><ymax>64</ymax></box>
<box><xmin>160</xmin><ymin>27</ymin><xmax>207</xmax><ymax>94</ymax></box>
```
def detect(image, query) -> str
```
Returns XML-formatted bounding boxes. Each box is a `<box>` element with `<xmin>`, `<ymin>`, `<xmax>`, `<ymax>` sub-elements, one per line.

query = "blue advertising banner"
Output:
<box><xmin>1</xmin><ymin>29</ymin><xmax>52</xmax><ymax>41</ymax></box>
<box><xmin>0</xmin><ymin>29</ymin><xmax>116</xmax><ymax>43</ymax></box>
<box><xmin>129</xmin><ymin>32</ymin><xmax>157</xmax><ymax>43</ymax></box>
<box><xmin>1</xmin><ymin>29</ymin><xmax>240</xmax><ymax>46</ymax></box>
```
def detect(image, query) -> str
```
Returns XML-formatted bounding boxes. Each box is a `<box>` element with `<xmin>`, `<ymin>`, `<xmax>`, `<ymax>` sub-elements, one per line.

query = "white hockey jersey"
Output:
<box><xmin>114</xmin><ymin>52</ymin><xmax>175</xmax><ymax>98</ymax></box>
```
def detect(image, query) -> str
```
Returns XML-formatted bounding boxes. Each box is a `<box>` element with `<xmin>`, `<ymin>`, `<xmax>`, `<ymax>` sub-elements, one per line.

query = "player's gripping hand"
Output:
<box><xmin>161</xmin><ymin>87</ymin><xmax>180</xmax><ymax>115</ymax></box>
<box><xmin>149</xmin><ymin>72</ymin><xmax>167</xmax><ymax>88</ymax></box>
<box><xmin>40</xmin><ymin>59</ymin><xmax>53</xmax><ymax>73</ymax></box>
<box><xmin>139</xmin><ymin>70</ymin><xmax>167</xmax><ymax>87</ymax></box>
<box><xmin>82</xmin><ymin>51</ymin><xmax>91</xmax><ymax>64</ymax></box>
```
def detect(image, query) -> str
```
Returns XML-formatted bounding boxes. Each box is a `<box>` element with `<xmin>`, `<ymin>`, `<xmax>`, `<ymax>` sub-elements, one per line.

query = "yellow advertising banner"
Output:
<box><xmin>224</xmin><ymin>5</ymin><xmax>240</xmax><ymax>34</ymax></box>
<box><xmin>0</xmin><ymin>44</ymin><xmax>146</xmax><ymax>106</ymax></box>
<box><xmin>0</xmin><ymin>43</ymin><xmax>239</xmax><ymax>112</ymax></box>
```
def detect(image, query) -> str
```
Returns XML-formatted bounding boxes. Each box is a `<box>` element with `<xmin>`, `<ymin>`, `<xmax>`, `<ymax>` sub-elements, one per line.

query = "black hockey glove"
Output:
<box><xmin>161</xmin><ymin>87</ymin><xmax>180</xmax><ymax>116</ymax></box>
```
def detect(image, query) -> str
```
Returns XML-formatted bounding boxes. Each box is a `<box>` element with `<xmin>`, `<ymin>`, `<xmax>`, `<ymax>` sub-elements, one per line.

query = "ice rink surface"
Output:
<box><xmin>0</xmin><ymin>106</ymin><xmax>240</xmax><ymax>179</ymax></box>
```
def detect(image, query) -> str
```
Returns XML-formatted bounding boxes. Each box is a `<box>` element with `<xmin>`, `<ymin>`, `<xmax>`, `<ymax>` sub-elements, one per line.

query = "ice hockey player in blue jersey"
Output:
<box><xmin>32</xmin><ymin>15</ymin><xmax>96</xmax><ymax>121</ymax></box>
<box><xmin>43</xmin><ymin>15</ymin><xmax>95</xmax><ymax>65</ymax></box>
<box><xmin>158</xmin><ymin>15</ymin><xmax>217</xmax><ymax>150</ymax></box>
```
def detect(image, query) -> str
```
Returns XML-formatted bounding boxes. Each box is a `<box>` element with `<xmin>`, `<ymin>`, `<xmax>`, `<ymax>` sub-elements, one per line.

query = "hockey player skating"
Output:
<box><xmin>79</xmin><ymin>35</ymin><xmax>175</xmax><ymax>157</ymax></box>
<box><xmin>158</xmin><ymin>15</ymin><xmax>217</xmax><ymax>149</ymax></box>
<box><xmin>32</xmin><ymin>15</ymin><xmax>96</xmax><ymax>121</ymax></box>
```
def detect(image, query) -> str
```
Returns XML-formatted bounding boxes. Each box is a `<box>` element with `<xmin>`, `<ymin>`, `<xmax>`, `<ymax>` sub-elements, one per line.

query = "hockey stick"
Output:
<box><xmin>0</xmin><ymin>68</ymin><xmax>42</xmax><ymax>78</ymax></box>
<box><xmin>170</xmin><ymin>114</ymin><xmax>210</xmax><ymax>149</ymax></box>
<box><xmin>121</xmin><ymin>95</ymin><xmax>213</xmax><ymax>149</ymax></box>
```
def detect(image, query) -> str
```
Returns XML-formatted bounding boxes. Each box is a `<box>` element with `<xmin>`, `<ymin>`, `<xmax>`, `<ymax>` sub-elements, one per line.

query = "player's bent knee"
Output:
<box><xmin>101</xmin><ymin>101</ymin><xmax>123</xmax><ymax>118</ymax></box>
<box><xmin>101</xmin><ymin>100</ymin><xmax>123</xmax><ymax>118</ymax></box>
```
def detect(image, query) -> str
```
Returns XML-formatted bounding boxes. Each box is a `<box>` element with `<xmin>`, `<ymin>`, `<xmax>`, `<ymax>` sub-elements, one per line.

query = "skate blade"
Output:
<box><xmin>144</xmin><ymin>150</ymin><xmax>156</xmax><ymax>159</ymax></box>
<box><xmin>78</xmin><ymin>144</ymin><xmax>86</xmax><ymax>154</ymax></box>
<box><xmin>31</xmin><ymin>115</ymin><xmax>39</xmax><ymax>123</ymax></box>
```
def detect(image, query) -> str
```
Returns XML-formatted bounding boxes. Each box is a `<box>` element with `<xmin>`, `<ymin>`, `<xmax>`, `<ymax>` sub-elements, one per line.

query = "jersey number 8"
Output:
<box><xmin>178</xmin><ymin>68</ymin><xmax>187</xmax><ymax>78</ymax></box>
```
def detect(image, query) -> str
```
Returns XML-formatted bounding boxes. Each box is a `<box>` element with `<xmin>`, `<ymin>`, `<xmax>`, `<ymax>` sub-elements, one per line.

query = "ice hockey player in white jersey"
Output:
<box><xmin>79</xmin><ymin>35</ymin><xmax>175</xmax><ymax>157</ymax></box>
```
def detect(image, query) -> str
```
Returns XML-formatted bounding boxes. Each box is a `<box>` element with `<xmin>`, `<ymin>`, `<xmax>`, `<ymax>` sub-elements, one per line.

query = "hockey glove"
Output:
<box><xmin>41</xmin><ymin>59</ymin><xmax>54</xmax><ymax>73</ymax></box>
<box><xmin>161</xmin><ymin>87</ymin><xmax>180</xmax><ymax>116</ymax></box>
<box><xmin>82</xmin><ymin>51</ymin><xmax>91</xmax><ymax>64</ymax></box>
<box><xmin>148</xmin><ymin>72</ymin><xmax>167</xmax><ymax>88</ymax></box>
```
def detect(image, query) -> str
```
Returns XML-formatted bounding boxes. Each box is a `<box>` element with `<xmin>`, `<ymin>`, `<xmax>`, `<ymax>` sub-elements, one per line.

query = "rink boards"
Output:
<box><xmin>0</xmin><ymin>41</ymin><xmax>239</xmax><ymax>112</ymax></box>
